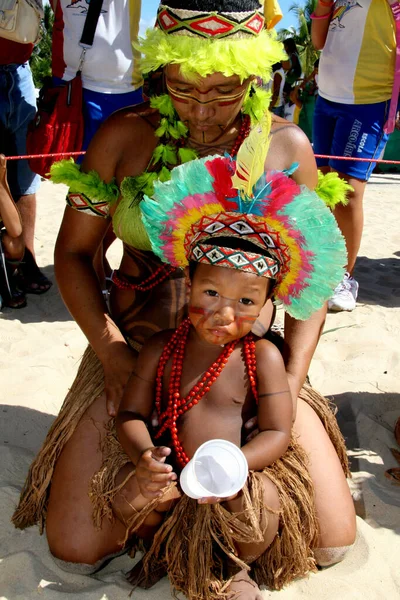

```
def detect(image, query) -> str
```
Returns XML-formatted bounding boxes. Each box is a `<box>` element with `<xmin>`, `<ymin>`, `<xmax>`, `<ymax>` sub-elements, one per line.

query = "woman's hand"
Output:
<box><xmin>136</xmin><ymin>446</ymin><xmax>177</xmax><ymax>499</ymax></box>
<box><xmin>244</xmin><ymin>415</ymin><xmax>259</xmax><ymax>442</ymax></box>
<box><xmin>102</xmin><ymin>344</ymin><xmax>138</xmax><ymax>416</ymax></box>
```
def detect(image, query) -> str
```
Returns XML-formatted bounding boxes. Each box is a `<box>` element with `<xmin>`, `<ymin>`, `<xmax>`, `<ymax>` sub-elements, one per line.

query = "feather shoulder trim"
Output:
<box><xmin>50</xmin><ymin>159</ymin><xmax>120</xmax><ymax>205</ymax></box>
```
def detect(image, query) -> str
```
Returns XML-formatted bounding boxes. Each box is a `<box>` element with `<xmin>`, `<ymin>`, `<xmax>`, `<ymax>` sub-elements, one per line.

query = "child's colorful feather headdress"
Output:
<box><xmin>141</xmin><ymin>123</ymin><xmax>348</xmax><ymax>320</ymax></box>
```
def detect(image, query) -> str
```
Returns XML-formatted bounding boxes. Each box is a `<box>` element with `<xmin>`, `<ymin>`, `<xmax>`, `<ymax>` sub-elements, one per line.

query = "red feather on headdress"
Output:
<box><xmin>205</xmin><ymin>157</ymin><xmax>236</xmax><ymax>207</ymax></box>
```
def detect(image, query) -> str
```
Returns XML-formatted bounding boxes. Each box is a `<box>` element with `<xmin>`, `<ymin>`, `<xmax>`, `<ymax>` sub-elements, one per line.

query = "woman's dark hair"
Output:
<box><xmin>283</xmin><ymin>38</ymin><xmax>298</xmax><ymax>55</ymax></box>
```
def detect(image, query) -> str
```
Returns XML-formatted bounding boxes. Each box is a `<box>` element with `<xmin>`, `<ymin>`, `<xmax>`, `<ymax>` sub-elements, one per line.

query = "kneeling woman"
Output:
<box><xmin>12</xmin><ymin>0</ymin><xmax>356</xmax><ymax>586</ymax></box>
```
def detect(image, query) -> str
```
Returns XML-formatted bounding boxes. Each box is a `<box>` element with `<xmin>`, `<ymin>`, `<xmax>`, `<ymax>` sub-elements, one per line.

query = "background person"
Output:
<box><xmin>50</xmin><ymin>0</ymin><xmax>144</xmax><ymax>284</ymax></box>
<box><xmin>312</xmin><ymin>0</ymin><xmax>396</xmax><ymax>312</ymax></box>
<box><xmin>291</xmin><ymin>58</ymin><xmax>320</xmax><ymax>142</ymax></box>
<box><xmin>50</xmin><ymin>0</ymin><xmax>143</xmax><ymax>152</ymax></box>
<box><xmin>281</xmin><ymin>37</ymin><xmax>302</xmax><ymax>94</ymax></box>
<box><xmin>268</xmin><ymin>62</ymin><xmax>286</xmax><ymax>117</ymax></box>
<box><xmin>0</xmin><ymin>155</ymin><xmax>26</xmax><ymax>309</ymax></box>
<box><xmin>0</xmin><ymin>36</ymin><xmax>52</xmax><ymax>295</ymax></box>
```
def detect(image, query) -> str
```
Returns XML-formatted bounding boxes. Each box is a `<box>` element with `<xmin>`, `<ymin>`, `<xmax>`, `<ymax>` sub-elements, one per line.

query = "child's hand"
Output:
<box><xmin>136</xmin><ymin>446</ymin><xmax>177</xmax><ymax>499</ymax></box>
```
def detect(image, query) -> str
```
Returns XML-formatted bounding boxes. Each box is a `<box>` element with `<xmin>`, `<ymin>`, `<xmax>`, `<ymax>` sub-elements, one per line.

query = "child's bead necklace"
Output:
<box><xmin>154</xmin><ymin>317</ymin><xmax>258</xmax><ymax>468</ymax></box>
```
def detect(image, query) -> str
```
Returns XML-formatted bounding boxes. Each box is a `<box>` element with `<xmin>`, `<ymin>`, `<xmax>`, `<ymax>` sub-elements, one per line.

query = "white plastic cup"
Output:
<box><xmin>180</xmin><ymin>439</ymin><xmax>248</xmax><ymax>500</ymax></box>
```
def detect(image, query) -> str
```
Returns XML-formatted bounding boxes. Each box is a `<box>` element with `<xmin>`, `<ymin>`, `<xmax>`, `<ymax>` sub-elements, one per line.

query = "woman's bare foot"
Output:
<box><xmin>227</xmin><ymin>569</ymin><xmax>263</xmax><ymax>600</ymax></box>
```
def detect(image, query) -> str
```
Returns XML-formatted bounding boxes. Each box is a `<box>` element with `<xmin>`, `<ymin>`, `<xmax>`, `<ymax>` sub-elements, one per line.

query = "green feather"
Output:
<box><xmin>178</xmin><ymin>147</ymin><xmax>198</xmax><ymax>164</ymax></box>
<box><xmin>242</xmin><ymin>87</ymin><xmax>272</xmax><ymax>126</ymax></box>
<box><xmin>139</xmin><ymin>28</ymin><xmax>285</xmax><ymax>84</ymax></box>
<box><xmin>150</xmin><ymin>94</ymin><xmax>175</xmax><ymax>119</ymax></box>
<box><xmin>316</xmin><ymin>171</ymin><xmax>353</xmax><ymax>208</ymax></box>
<box><xmin>50</xmin><ymin>159</ymin><xmax>119</xmax><ymax>204</ymax></box>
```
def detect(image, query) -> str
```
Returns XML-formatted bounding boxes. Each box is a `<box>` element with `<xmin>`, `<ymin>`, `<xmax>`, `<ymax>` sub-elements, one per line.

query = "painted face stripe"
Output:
<box><xmin>167</xmin><ymin>83</ymin><xmax>246</xmax><ymax>105</ymax></box>
<box><xmin>168</xmin><ymin>90</ymin><xmax>190</xmax><ymax>104</ymax></box>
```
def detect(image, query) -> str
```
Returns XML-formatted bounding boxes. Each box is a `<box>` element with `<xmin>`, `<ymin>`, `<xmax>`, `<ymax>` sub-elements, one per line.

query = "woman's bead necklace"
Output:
<box><xmin>112</xmin><ymin>115</ymin><xmax>251</xmax><ymax>294</ymax></box>
<box><xmin>112</xmin><ymin>264</ymin><xmax>175</xmax><ymax>292</ymax></box>
<box><xmin>154</xmin><ymin>317</ymin><xmax>258</xmax><ymax>468</ymax></box>
<box><xmin>228</xmin><ymin>114</ymin><xmax>251</xmax><ymax>158</ymax></box>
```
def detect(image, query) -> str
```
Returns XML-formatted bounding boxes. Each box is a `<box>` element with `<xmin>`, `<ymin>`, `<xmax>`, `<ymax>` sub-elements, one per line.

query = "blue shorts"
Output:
<box><xmin>53</xmin><ymin>78</ymin><xmax>143</xmax><ymax>155</ymax></box>
<box><xmin>313</xmin><ymin>95</ymin><xmax>389</xmax><ymax>181</ymax></box>
<box><xmin>0</xmin><ymin>62</ymin><xmax>40</xmax><ymax>198</ymax></box>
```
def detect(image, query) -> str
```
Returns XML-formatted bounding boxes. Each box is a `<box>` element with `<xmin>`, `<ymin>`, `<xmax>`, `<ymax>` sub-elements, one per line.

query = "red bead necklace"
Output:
<box><xmin>112</xmin><ymin>264</ymin><xmax>176</xmax><ymax>292</ymax></box>
<box><xmin>154</xmin><ymin>317</ymin><xmax>258</xmax><ymax>468</ymax></box>
<box><xmin>228</xmin><ymin>114</ymin><xmax>251</xmax><ymax>158</ymax></box>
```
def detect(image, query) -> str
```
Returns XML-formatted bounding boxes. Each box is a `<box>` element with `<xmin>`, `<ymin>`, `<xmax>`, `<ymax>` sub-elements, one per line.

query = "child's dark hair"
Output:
<box><xmin>189</xmin><ymin>236</ymin><xmax>278</xmax><ymax>296</ymax></box>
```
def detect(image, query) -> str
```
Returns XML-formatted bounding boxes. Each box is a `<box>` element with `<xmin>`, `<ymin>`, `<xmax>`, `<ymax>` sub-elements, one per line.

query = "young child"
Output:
<box><xmin>0</xmin><ymin>155</ymin><xmax>26</xmax><ymax>309</ymax></box>
<box><xmin>114</xmin><ymin>130</ymin><xmax>348</xmax><ymax>600</ymax></box>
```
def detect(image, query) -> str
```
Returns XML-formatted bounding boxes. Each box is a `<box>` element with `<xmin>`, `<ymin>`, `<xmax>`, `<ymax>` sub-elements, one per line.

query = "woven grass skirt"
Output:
<box><xmin>12</xmin><ymin>343</ymin><xmax>350</xmax><ymax>597</ymax></box>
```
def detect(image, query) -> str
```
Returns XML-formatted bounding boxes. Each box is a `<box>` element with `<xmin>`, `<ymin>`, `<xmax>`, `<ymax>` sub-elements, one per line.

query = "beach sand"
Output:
<box><xmin>1</xmin><ymin>174</ymin><xmax>399</xmax><ymax>599</ymax></box>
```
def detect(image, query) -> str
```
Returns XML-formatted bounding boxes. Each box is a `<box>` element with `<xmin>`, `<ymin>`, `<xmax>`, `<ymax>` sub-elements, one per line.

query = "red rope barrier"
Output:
<box><xmin>6</xmin><ymin>151</ymin><xmax>86</xmax><ymax>160</ymax></box>
<box><xmin>4</xmin><ymin>151</ymin><xmax>400</xmax><ymax>165</ymax></box>
<box><xmin>314</xmin><ymin>154</ymin><xmax>400</xmax><ymax>165</ymax></box>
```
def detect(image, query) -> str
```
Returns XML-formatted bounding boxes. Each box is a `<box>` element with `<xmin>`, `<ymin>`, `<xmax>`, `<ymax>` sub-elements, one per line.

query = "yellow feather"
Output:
<box><xmin>231</xmin><ymin>117</ymin><xmax>271</xmax><ymax>199</ymax></box>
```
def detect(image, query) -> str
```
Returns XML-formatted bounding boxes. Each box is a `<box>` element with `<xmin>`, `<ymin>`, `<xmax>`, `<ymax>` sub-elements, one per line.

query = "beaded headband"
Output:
<box><xmin>157</xmin><ymin>5</ymin><xmax>265</xmax><ymax>39</ymax></box>
<box><xmin>141</xmin><ymin>122</ymin><xmax>348</xmax><ymax>320</ymax></box>
<box><xmin>186</xmin><ymin>213</ymin><xmax>284</xmax><ymax>278</ymax></box>
<box><xmin>189</xmin><ymin>242</ymin><xmax>280</xmax><ymax>278</ymax></box>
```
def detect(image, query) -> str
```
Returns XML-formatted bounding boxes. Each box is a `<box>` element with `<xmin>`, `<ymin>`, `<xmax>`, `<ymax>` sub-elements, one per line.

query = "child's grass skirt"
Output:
<box><xmin>12</xmin><ymin>344</ymin><xmax>350</xmax><ymax>598</ymax></box>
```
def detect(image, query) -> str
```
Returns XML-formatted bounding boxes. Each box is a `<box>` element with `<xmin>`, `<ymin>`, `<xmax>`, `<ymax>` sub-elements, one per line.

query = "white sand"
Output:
<box><xmin>1</xmin><ymin>174</ymin><xmax>399</xmax><ymax>599</ymax></box>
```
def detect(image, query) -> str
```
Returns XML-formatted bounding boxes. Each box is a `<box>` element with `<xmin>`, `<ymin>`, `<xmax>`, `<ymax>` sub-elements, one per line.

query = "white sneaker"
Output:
<box><xmin>328</xmin><ymin>272</ymin><xmax>359</xmax><ymax>312</ymax></box>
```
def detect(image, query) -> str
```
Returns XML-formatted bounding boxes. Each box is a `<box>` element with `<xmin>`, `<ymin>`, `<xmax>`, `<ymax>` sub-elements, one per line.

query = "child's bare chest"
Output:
<box><xmin>160</xmin><ymin>351</ymin><xmax>256</xmax><ymax>456</ymax></box>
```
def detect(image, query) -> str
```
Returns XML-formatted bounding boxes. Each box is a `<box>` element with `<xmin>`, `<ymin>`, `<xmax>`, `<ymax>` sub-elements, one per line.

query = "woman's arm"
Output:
<box><xmin>284</xmin><ymin>127</ymin><xmax>325</xmax><ymax>410</ymax></box>
<box><xmin>54</xmin><ymin>114</ymin><xmax>144</xmax><ymax>415</ymax></box>
<box><xmin>116</xmin><ymin>336</ymin><xmax>163</xmax><ymax>464</ymax></box>
<box><xmin>241</xmin><ymin>340</ymin><xmax>292</xmax><ymax>470</ymax></box>
<box><xmin>311</xmin><ymin>1</ymin><xmax>333</xmax><ymax>50</ymax></box>
<box><xmin>283</xmin><ymin>305</ymin><xmax>326</xmax><ymax>408</ymax></box>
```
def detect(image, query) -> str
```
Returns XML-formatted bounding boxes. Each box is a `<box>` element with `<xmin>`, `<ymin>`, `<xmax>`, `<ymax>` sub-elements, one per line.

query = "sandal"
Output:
<box><xmin>19</xmin><ymin>248</ymin><xmax>52</xmax><ymax>295</ymax></box>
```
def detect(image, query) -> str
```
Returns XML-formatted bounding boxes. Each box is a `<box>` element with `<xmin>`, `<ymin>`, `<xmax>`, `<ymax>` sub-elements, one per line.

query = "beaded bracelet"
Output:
<box><xmin>310</xmin><ymin>11</ymin><xmax>332</xmax><ymax>20</ymax></box>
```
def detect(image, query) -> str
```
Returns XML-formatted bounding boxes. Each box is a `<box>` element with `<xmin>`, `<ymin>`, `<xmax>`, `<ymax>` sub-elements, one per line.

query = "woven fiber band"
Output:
<box><xmin>189</xmin><ymin>242</ymin><xmax>280</xmax><ymax>278</ymax></box>
<box><xmin>157</xmin><ymin>5</ymin><xmax>265</xmax><ymax>39</ymax></box>
<box><xmin>185</xmin><ymin>214</ymin><xmax>289</xmax><ymax>282</ymax></box>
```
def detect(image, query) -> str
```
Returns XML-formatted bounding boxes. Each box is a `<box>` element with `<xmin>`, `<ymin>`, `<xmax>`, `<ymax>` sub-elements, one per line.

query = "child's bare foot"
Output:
<box><xmin>227</xmin><ymin>569</ymin><xmax>263</xmax><ymax>600</ymax></box>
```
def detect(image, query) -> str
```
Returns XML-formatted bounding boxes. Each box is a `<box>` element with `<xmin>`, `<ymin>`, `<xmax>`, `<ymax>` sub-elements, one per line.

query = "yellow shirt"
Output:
<box><xmin>264</xmin><ymin>0</ymin><xmax>283</xmax><ymax>30</ymax></box>
<box><xmin>318</xmin><ymin>0</ymin><xmax>396</xmax><ymax>104</ymax></box>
